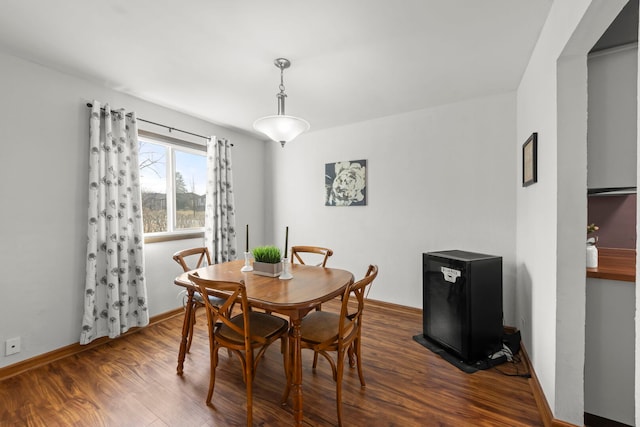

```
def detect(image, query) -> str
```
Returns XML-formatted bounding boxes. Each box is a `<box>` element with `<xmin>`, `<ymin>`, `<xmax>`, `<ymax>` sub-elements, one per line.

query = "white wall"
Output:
<box><xmin>636</xmin><ymin>28</ymin><xmax>640</xmax><ymax>424</ymax></box>
<box><xmin>516</xmin><ymin>0</ymin><xmax>627</xmax><ymax>423</ymax></box>
<box><xmin>0</xmin><ymin>51</ymin><xmax>266</xmax><ymax>368</ymax></box>
<box><xmin>585</xmin><ymin>41</ymin><xmax>637</xmax><ymax>425</ymax></box>
<box><xmin>585</xmin><ymin>278</ymin><xmax>635</xmax><ymax>425</ymax></box>
<box><xmin>266</xmin><ymin>92</ymin><xmax>518</xmax><ymax>323</ymax></box>
<box><xmin>587</xmin><ymin>44</ymin><xmax>638</xmax><ymax>190</ymax></box>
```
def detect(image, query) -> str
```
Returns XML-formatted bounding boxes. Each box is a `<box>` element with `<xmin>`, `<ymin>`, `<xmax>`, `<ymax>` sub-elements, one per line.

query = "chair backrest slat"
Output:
<box><xmin>173</xmin><ymin>247</ymin><xmax>212</xmax><ymax>272</ymax></box>
<box><xmin>338</xmin><ymin>265</ymin><xmax>378</xmax><ymax>339</ymax></box>
<box><xmin>290</xmin><ymin>246</ymin><xmax>334</xmax><ymax>267</ymax></box>
<box><xmin>189</xmin><ymin>272</ymin><xmax>250</xmax><ymax>336</ymax></box>
<box><xmin>188</xmin><ymin>273</ymin><xmax>256</xmax><ymax>349</ymax></box>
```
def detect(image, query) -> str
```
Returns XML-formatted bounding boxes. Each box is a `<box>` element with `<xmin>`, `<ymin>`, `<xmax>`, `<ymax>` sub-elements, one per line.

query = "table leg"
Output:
<box><xmin>290</xmin><ymin>317</ymin><xmax>303</xmax><ymax>426</ymax></box>
<box><xmin>177</xmin><ymin>288</ymin><xmax>195</xmax><ymax>375</ymax></box>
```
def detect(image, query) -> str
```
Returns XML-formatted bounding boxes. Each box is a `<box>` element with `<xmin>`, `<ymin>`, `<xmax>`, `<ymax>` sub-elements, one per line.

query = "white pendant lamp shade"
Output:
<box><xmin>253</xmin><ymin>58</ymin><xmax>309</xmax><ymax>147</ymax></box>
<box><xmin>253</xmin><ymin>115</ymin><xmax>310</xmax><ymax>147</ymax></box>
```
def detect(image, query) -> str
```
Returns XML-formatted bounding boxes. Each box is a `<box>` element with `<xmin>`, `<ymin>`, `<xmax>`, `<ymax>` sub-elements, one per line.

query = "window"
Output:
<box><xmin>138</xmin><ymin>132</ymin><xmax>207</xmax><ymax>242</ymax></box>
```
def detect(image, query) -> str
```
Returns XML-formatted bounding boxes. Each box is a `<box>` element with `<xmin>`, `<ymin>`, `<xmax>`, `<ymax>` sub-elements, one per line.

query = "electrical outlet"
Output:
<box><xmin>5</xmin><ymin>337</ymin><xmax>20</xmax><ymax>356</ymax></box>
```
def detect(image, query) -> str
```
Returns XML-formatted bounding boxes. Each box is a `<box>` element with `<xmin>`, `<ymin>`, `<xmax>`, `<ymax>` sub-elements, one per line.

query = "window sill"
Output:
<box><xmin>144</xmin><ymin>231</ymin><xmax>204</xmax><ymax>244</ymax></box>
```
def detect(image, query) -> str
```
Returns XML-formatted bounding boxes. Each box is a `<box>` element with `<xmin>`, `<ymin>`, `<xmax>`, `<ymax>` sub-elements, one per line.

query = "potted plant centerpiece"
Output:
<box><xmin>252</xmin><ymin>245</ymin><xmax>283</xmax><ymax>277</ymax></box>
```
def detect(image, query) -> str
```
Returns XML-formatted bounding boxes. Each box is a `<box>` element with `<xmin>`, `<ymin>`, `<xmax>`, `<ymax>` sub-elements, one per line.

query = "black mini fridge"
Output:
<box><xmin>423</xmin><ymin>250</ymin><xmax>503</xmax><ymax>364</ymax></box>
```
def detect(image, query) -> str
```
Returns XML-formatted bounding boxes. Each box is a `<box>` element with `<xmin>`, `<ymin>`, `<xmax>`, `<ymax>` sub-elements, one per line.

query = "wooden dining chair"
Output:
<box><xmin>172</xmin><ymin>247</ymin><xmax>227</xmax><ymax>354</ymax></box>
<box><xmin>188</xmin><ymin>273</ymin><xmax>289</xmax><ymax>426</ymax></box>
<box><xmin>290</xmin><ymin>245</ymin><xmax>334</xmax><ymax>312</ymax></box>
<box><xmin>282</xmin><ymin>264</ymin><xmax>378</xmax><ymax>427</ymax></box>
<box><xmin>290</xmin><ymin>245</ymin><xmax>335</xmax><ymax>365</ymax></box>
<box><xmin>290</xmin><ymin>245</ymin><xmax>334</xmax><ymax>267</ymax></box>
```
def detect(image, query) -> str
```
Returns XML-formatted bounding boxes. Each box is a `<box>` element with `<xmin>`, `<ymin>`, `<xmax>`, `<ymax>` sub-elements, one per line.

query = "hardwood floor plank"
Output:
<box><xmin>0</xmin><ymin>300</ymin><xmax>542</xmax><ymax>426</ymax></box>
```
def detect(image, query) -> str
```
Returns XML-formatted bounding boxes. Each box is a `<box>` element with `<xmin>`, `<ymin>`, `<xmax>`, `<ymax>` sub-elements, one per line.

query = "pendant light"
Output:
<box><xmin>253</xmin><ymin>58</ymin><xmax>310</xmax><ymax>147</ymax></box>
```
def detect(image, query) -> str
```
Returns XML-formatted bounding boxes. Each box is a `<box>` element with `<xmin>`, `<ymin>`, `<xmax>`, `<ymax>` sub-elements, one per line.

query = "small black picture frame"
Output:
<box><xmin>522</xmin><ymin>132</ymin><xmax>537</xmax><ymax>187</ymax></box>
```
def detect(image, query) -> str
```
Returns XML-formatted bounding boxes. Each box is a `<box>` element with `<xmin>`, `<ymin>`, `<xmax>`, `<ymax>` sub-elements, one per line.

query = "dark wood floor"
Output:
<box><xmin>0</xmin><ymin>300</ymin><xmax>543</xmax><ymax>426</ymax></box>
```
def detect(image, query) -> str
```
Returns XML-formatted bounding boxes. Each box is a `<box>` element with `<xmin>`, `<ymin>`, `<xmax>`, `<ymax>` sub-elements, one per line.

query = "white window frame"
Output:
<box><xmin>138</xmin><ymin>130</ymin><xmax>207</xmax><ymax>243</ymax></box>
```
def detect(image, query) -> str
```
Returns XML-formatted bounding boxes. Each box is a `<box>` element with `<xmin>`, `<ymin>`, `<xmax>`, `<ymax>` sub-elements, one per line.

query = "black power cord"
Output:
<box><xmin>492</xmin><ymin>345</ymin><xmax>531</xmax><ymax>378</ymax></box>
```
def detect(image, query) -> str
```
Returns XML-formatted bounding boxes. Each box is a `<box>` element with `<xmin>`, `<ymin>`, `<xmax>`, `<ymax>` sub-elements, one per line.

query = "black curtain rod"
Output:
<box><xmin>86</xmin><ymin>102</ymin><xmax>226</xmax><ymax>143</ymax></box>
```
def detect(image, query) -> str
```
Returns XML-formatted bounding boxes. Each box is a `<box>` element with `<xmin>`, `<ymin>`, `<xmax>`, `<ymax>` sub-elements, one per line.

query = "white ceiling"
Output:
<box><xmin>0</xmin><ymin>0</ymin><xmax>552</xmax><ymax>138</ymax></box>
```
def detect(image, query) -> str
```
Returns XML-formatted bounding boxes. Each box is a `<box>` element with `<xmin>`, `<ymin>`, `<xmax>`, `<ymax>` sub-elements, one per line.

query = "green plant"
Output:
<box><xmin>252</xmin><ymin>245</ymin><xmax>282</xmax><ymax>263</ymax></box>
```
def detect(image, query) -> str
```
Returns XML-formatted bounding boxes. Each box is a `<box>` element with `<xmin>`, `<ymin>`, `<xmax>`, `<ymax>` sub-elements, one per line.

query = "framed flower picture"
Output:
<box><xmin>325</xmin><ymin>159</ymin><xmax>367</xmax><ymax>206</ymax></box>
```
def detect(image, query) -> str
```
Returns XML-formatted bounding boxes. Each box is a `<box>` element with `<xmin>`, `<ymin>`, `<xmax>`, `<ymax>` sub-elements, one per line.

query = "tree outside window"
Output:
<box><xmin>139</xmin><ymin>137</ymin><xmax>206</xmax><ymax>234</ymax></box>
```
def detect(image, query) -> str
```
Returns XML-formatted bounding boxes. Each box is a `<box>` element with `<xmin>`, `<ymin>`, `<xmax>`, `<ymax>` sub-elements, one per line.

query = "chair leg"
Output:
<box><xmin>206</xmin><ymin>345</ymin><xmax>219</xmax><ymax>405</ymax></box>
<box><xmin>312</xmin><ymin>304</ymin><xmax>321</xmax><ymax>368</ymax></box>
<box><xmin>347</xmin><ymin>343</ymin><xmax>355</xmax><ymax>368</ymax></box>
<box><xmin>246</xmin><ymin>367</ymin><xmax>253</xmax><ymax>427</ymax></box>
<box><xmin>281</xmin><ymin>376</ymin><xmax>291</xmax><ymax>406</ymax></box>
<box><xmin>336</xmin><ymin>349</ymin><xmax>346</xmax><ymax>427</ymax></box>
<box><xmin>281</xmin><ymin>338</ymin><xmax>291</xmax><ymax>405</ymax></box>
<box><xmin>354</xmin><ymin>337</ymin><xmax>366</xmax><ymax>387</ymax></box>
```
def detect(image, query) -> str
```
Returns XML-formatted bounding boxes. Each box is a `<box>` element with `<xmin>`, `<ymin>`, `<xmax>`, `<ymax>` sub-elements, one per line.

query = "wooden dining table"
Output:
<box><xmin>174</xmin><ymin>258</ymin><xmax>354</xmax><ymax>426</ymax></box>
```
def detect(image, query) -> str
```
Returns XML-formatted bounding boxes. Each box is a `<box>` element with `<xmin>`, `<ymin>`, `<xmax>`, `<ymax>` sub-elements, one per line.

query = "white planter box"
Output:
<box><xmin>253</xmin><ymin>261</ymin><xmax>283</xmax><ymax>277</ymax></box>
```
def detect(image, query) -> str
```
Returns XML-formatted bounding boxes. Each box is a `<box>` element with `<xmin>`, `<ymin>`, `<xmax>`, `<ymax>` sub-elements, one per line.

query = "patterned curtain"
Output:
<box><xmin>80</xmin><ymin>101</ymin><xmax>149</xmax><ymax>345</ymax></box>
<box><xmin>204</xmin><ymin>138</ymin><xmax>237</xmax><ymax>263</ymax></box>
